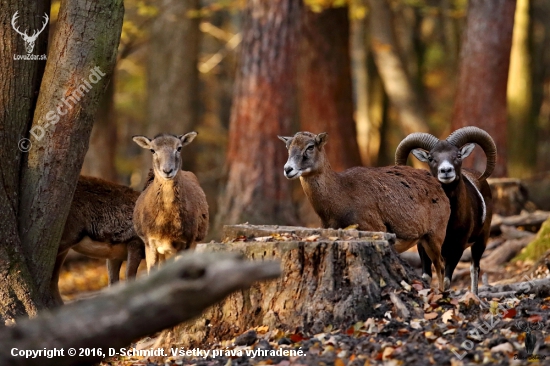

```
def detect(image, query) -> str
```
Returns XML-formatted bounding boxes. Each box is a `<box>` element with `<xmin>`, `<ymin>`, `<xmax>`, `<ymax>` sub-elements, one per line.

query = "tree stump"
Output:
<box><xmin>162</xmin><ymin>225</ymin><xmax>418</xmax><ymax>348</ymax></box>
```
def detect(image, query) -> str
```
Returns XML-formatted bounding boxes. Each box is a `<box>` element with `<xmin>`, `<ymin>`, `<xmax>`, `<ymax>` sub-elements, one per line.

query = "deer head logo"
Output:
<box><xmin>11</xmin><ymin>11</ymin><xmax>49</xmax><ymax>54</ymax></box>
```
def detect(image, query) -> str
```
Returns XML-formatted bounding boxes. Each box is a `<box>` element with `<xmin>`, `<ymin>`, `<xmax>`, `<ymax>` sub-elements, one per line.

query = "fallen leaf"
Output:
<box><xmin>502</xmin><ymin>308</ymin><xmax>516</xmax><ymax>319</ymax></box>
<box><xmin>410</xmin><ymin>320</ymin><xmax>422</xmax><ymax>329</ymax></box>
<box><xmin>412</xmin><ymin>283</ymin><xmax>423</xmax><ymax>291</ymax></box>
<box><xmin>400</xmin><ymin>281</ymin><xmax>412</xmax><ymax>291</ymax></box>
<box><xmin>334</xmin><ymin>358</ymin><xmax>346</xmax><ymax>366</ymax></box>
<box><xmin>424</xmin><ymin>312</ymin><xmax>438</xmax><ymax>320</ymax></box>
<box><xmin>304</xmin><ymin>235</ymin><xmax>320</xmax><ymax>242</ymax></box>
<box><xmin>490</xmin><ymin>342</ymin><xmax>514</xmax><ymax>354</ymax></box>
<box><xmin>528</xmin><ymin>314</ymin><xmax>542</xmax><ymax>323</ymax></box>
<box><xmin>442</xmin><ymin>309</ymin><xmax>454</xmax><ymax>324</ymax></box>
<box><xmin>382</xmin><ymin>347</ymin><xmax>395</xmax><ymax>360</ymax></box>
<box><xmin>254</xmin><ymin>236</ymin><xmax>272</xmax><ymax>242</ymax></box>
<box><xmin>343</xmin><ymin>224</ymin><xmax>359</xmax><ymax>230</ymax></box>
<box><xmin>289</xmin><ymin>333</ymin><xmax>306</xmax><ymax>342</ymax></box>
<box><xmin>256</xmin><ymin>325</ymin><xmax>269</xmax><ymax>334</ymax></box>
<box><xmin>424</xmin><ymin>331</ymin><xmax>437</xmax><ymax>341</ymax></box>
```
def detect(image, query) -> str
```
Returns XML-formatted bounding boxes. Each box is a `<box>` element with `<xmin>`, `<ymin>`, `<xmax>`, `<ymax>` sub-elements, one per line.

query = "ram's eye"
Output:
<box><xmin>150</xmin><ymin>149</ymin><xmax>155</xmax><ymax>154</ymax></box>
<box><xmin>177</xmin><ymin>146</ymin><xmax>182</xmax><ymax>152</ymax></box>
<box><xmin>428</xmin><ymin>156</ymin><xmax>433</xmax><ymax>162</ymax></box>
<box><xmin>457</xmin><ymin>153</ymin><xmax>462</xmax><ymax>159</ymax></box>
<box><xmin>306</xmin><ymin>145</ymin><xmax>314</xmax><ymax>151</ymax></box>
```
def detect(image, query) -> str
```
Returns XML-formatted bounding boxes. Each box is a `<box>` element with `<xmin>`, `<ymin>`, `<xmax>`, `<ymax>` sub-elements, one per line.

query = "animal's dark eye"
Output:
<box><xmin>306</xmin><ymin>145</ymin><xmax>314</xmax><ymax>152</ymax></box>
<box><xmin>177</xmin><ymin>146</ymin><xmax>182</xmax><ymax>152</ymax></box>
<box><xmin>150</xmin><ymin>149</ymin><xmax>155</xmax><ymax>154</ymax></box>
<box><xmin>428</xmin><ymin>156</ymin><xmax>433</xmax><ymax>162</ymax></box>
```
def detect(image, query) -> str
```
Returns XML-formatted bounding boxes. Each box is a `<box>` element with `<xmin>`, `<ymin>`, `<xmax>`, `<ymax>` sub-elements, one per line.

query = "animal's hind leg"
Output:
<box><xmin>51</xmin><ymin>250</ymin><xmax>69</xmax><ymax>307</ymax></box>
<box><xmin>107</xmin><ymin>259</ymin><xmax>123</xmax><ymax>285</ymax></box>
<box><xmin>125</xmin><ymin>239</ymin><xmax>144</xmax><ymax>280</ymax></box>
<box><xmin>417</xmin><ymin>243</ymin><xmax>433</xmax><ymax>284</ymax></box>
<box><xmin>420</xmin><ymin>235</ymin><xmax>445</xmax><ymax>292</ymax></box>
<box><xmin>441</xmin><ymin>239</ymin><xmax>465</xmax><ymax>291</ymax></box>
<box><xmin>470</xmin><ymin>238</ymin><xmax>486</xmax><ymax>295</ymax></box>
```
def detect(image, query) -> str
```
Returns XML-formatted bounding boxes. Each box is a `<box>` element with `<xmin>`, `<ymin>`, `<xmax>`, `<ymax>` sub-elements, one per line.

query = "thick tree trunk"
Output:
<box><xmin>18</xmin><ymin>0</ymin><xmax>124</xmax><ymax>307</ymax></box>
<box><xmin>215</xmin><ymin>0</ymin><xmax>301</xmax><ymax>229</ymax></box>
<box><xmin>451</xmin><ymin>0</ymin><xmax>516</xmax><ymax>178</ymax></box>
<box><xmin>163</xmin><ymin>225</ymin><xmax>416</xmax><ymax>348</ymax></box>
<box><xmin>366</xmin><ymin>0</ymin><xmax>429</xmax><ymax>136</ymax></box>
<box><xmin>0</xmin><ymin>252</ymin><xmax>279</xmax><ymax>366</ymax></box>
<box><xmin>81</xmin><ymin>78</ymin><xmax>118</xmax><ymax>182</ymax></box>
<box><xmin>146</xmin><ymin>0</ymin><xmax>201</xmax><ymax>173</ymax></box>
<box><xmin>298</xmin><ymin>6</ymin><xmax>362</xmax><ymax>172</ymax></box>
<box><xmin>0</xmin><ymin>0</ymin><xmax>51</xmax><ymax>323</ymax></box>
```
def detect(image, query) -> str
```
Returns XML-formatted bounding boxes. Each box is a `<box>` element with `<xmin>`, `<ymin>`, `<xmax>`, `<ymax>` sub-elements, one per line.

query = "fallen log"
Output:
<box><xmin>478</xmin><ymin>277</ymin><xmax>550</xmax><ymax>299</ymax></box>
<box><xmin>490</xmin><ymin>211</ymin><xmax>550</xmax><ymax>234</ymax></box>
<box><xmin>158</xmin><ymin>225</ymin><xmax>417</xmax><ymax>349</ymax></box>
<box><xmin>0</xmin><ymin>252</ymin><xmax>280</xmax><ymax>366</ymax></box>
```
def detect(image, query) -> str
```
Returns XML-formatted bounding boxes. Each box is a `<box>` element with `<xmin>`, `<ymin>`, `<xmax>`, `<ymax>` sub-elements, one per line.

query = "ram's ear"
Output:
<box><xmin>460</xmin><ymin>143</ymin><xmax>475</xmax><ymax>159</ymax></box>
<box><xmin>315</xmin><ymin>132</ymin><xmax>328</xmax><ymax>149</ymax></box>
<box><xmin>179</xmin><ymin>131</ymin><xmax>198</xmax><ymax>146</ymax></box>
<box><xmin>278</xmin><ymin>135</ymin><xmax>293</xmax><ymax>149</ymax></box>
<box><xmin>133</xmin><ymin>135</ymin><xmax>152</xmax><ymax>149</ymax></box>
<box><xmin>411</xmin><ymin>149</ymin><xmax>430</xmax><ymax>162</ymax></box>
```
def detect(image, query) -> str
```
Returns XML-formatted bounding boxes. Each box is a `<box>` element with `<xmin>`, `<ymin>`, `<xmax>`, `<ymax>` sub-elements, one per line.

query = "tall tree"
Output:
<box><xmin>0</xmin><ymin>0</ymin><xmax>51</xmax><ymax>323</ymax></box>
<box><xmin>216</xmin><ymin>0</ymin><xmax>301</xmax><ymax>229</ymax></box>
<box><xmin>452</xmin><ymin>0</ymin><xmax>516</xmax><ymax>178</ymax></box>
<box><xmin>366</xmin><ymin>0</ymin><xmax>429</xmax><ymax>136</ymax></box>
<box><xmin>146</xmin><ymin>0</ymin><xmax>201</xmax><ymax>172</ymax></box>
<box><xmin>508</xmin><ymin>0</ymin><xmax>535</xmax><ymax>178</ymax></box>
<box><xmin>0</xmin><ymin>0</ymin><xmax>123</xmax><ymax>320</ymax></box>
<box><xmin>298</xmin><ymin>5</ymin><xmax>362</xmax><ymax>172</ymax></box>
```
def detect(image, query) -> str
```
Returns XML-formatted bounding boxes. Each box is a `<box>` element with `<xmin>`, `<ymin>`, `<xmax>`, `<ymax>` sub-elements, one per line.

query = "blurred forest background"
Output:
<box><xmin>49</xmin><ymin>0</ymin><xmax>550</xmax><ymax>237</ymax></box>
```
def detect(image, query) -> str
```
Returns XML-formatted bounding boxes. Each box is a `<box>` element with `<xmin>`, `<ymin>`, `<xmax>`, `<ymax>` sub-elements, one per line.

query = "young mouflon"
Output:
<box><xmin>132</xmin><ymin>132</ymin><xmax>209</xmax><ymax>272</ymax></box>
<box><xmin>279</xmin><ymin>131</ymin><xmax>451</xmax><ymax>291</ymax></box>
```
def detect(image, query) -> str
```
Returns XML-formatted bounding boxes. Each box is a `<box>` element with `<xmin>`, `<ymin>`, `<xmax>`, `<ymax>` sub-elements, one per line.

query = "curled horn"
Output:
<box><xmin>395</xmin><ymin>133</ymin><xmax>440</xmax><ymax>165</ymax></box>
<box><xmin>446</xmin><ymin>126</ymin><xmax>497</xmax><ymax>181</ymax></box>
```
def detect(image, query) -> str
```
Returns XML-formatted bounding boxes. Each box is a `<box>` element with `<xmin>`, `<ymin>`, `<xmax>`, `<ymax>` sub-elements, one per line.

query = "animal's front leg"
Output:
<box><xmin>144</xmin><ymin>239</ymin><xmax>159</xmax><ymax>273</ymax></box>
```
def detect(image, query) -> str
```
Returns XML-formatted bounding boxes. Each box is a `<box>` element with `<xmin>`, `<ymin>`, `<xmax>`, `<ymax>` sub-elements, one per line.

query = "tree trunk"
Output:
<box><xmin>81</xmin><ymin>77</ymin><xmax>118</xmax><ymax>182</ymax></box>
<box><xmin>366</xmin><ymin>0</ymin><xmax>429</xmax><ymax>136</ymax></box>
<box><xmin>0</xmin><ymin>252</ymin><xmax>279</xmax><ymax>366</ymax></box>
<box><xmin>17</xmin><ymin>0</ymin><xmax>124</xmax><ymax>308</ymax></box>
<box><xmin>451</xmin><ymin>0</ymin><xmax>516</xmax><ymax>178</ymax></box>
<box><xmin>146</xmin><ymin>0</ymin><xmax>201</xmax><ymax>174</ymax></box>
<box><xmin>351</xmin><ymin>12</ymin><xmax>372</xmax><ymax>165</ymax></box>
<box><xmin>215</xmin><ymin>0</ymin><xmax>301</xmax><ymax>230</ymax></box>
<box><xmin>164</xmin><ymin>225</ymin><xmax>416</xmax><ymax>348</ymax></box>
<box><xmin>298</xmin><ymin>6</ymin><xmax>362</xmax><ymax>172</ymax></box>
<box><xmin>0</xmin><ymin>0</ymin><xmax>51</xmax><ymax>323</ymax></box>
<box><xmin>507</xmin><ymin>0</ymin><xmax>536</xmax><ymax>178</ymax></box>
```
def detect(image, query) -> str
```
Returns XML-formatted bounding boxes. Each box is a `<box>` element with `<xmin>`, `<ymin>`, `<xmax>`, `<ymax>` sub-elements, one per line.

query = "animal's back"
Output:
<box><xmin>338</xmin><ymin>165</ymin><xmax>450</xmax><ymax>239</ymax></box>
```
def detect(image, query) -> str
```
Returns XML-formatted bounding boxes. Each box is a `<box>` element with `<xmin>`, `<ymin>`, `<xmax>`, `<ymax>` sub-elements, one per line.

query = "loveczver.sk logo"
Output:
<box><xmin>12</xmin><ymin>11</ymin><xmax>48</xmax><ymax>60</ymax></box>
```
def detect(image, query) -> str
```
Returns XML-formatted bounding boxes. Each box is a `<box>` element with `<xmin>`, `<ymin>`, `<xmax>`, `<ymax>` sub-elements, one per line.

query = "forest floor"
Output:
<box><xmin>59</xmin><ymin>230</ymin><xmax>550</xmax><ymax>366</ymax></box>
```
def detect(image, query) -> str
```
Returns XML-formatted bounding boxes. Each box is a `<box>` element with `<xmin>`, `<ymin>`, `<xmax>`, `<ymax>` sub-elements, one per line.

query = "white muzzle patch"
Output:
<box><xmin>437</xmin><ymin>160</ymin><xmax>456</xmax><ymax>183</ymax></box>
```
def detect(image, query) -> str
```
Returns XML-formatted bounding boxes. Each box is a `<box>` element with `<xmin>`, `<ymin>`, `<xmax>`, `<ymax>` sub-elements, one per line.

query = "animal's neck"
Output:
<box><xmin>153</xmin><ymin>175</ymin><xmax>179</xmax><ymax>204</ymax></box>
<box><xmin>300</xmin><ymin>164</ymin><xmax>340</xmax><ymax>215</ymax></box>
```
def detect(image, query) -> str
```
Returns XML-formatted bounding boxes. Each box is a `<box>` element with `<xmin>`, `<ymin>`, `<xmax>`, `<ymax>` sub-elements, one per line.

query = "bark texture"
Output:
<box><xmin>165</xmin><ymin>225</ymin><xmax>416</xmax><ymax>348</ymax></box>
<box><xmin>146</xmin><ymin>0</ymin><xmax>200</xmax><ymax>172</ymax></box>
<box><xmin>216</xmin><ymin>0</ymin><xmax>301</xmax><ymax>229</ymax></box>
<box><xmin>367</xmin><ymin>0</ymin><xmax>429</xmax><ymax>135</ymax></box>
<box><xmin>451</xmin><ymin>0</ymin><xmax>516</xmax><ymax>178</ymax></box>
<box><xmin>18</xmin><ymin>0</ymin><xmax>124</xmax><ymax>307</ymax></box>
<box><xmin>0</xmin><ymin>0</ymin><xmax>51</xmax><ymax>323</ymax></box>
<box><xmin>0</xmin><ymin>252</ymin><xmax>279</xmax><ymax>366</ymax></box>
<box><xmin>298</xmin><ymin>6</ymin><xmax>362</xmax><ymax>172</ymax></box>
